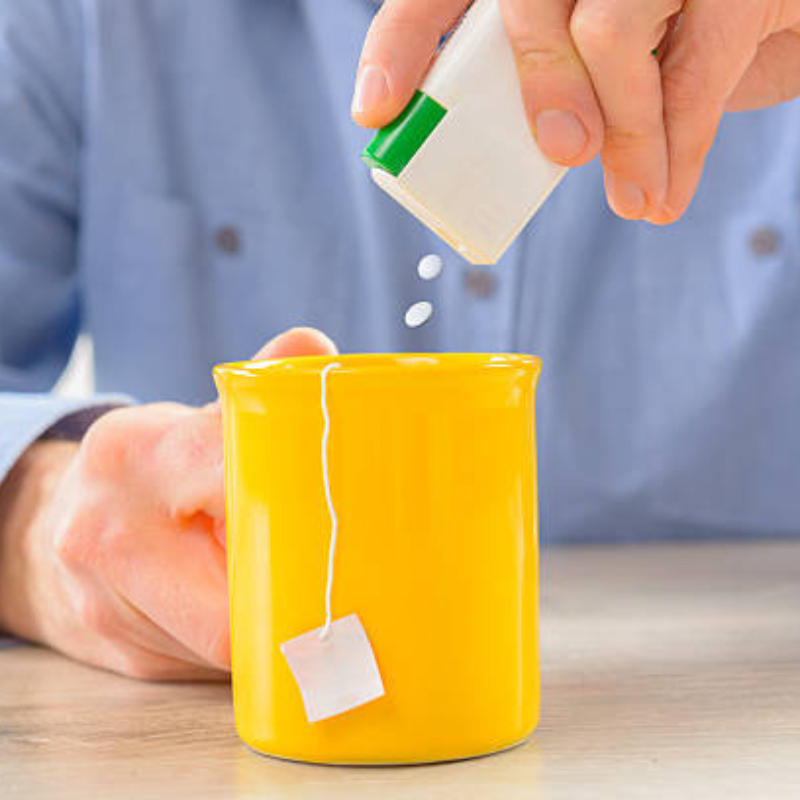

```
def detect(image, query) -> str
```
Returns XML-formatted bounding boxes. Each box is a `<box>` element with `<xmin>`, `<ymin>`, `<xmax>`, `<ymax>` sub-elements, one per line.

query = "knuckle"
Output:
<box><xmin>370</xmin><ymin>14</ymin><xmax>435</xmax><ymax>51</ymax></box>
<box><xmin>512</xmin><ymin>37</ymin><xmax>574</xmax><ymax>76</ymax></box>
<box><xmin>55</xmin><ymin>499</ymin><xmax>127</xmax><ymax>571</ymax></box>
<box><xmin>687</xmin><ymin>16</ymin><xmax>740</xmax><ymax>61</ymax></box>
<box><xmin>74</xmin><ymin>594</ymin><xmax>116</xmax><ymax>637</ymax></box>
<box><xmin>79</xmin><ymin>408</ymin><xmax>135</xmax><ymax>477</ymax></box>
<box><xmin>111</xmin><ymin>649</ymin><xmax>204</xmax><ymax>682</ymax></box>
<box><xmin>156</xmin><ymin>410</ymin><xmax>221</xmax><ymax>475</ymax></box>
<box><xmin>570</xmin><ymin>5</ymin><xmax>628</xmax><ymax>56</ymax></box>
<box><xmin>54</xmin><ymin>524</ymin><xmax>80</xmax><ymax>566</ymax></box>
<box><xmin>203</xmin><ymin>623</ymin><xmax>231</xmax><ymax>671</ymax></box>
<box><xmin>80</xmin><ymin>404</ymin><xmax>185</xmax><ymax>480</ymax></box>
<box><xmin>54</xmin><ymin>508</ymin><xmax>97</xmax><ymax>567</ymax></box>
<box><xmin>111</xmin><ymin>650</ymin><xmax>160</xmax><ymax>681</ymax></box>
<box><xmin>603</xmin><ymin>124</ymin><xmax>658</xmax><ymax>154</ymax></box>
<box><xmin>54</xmin><ymin>529</ymin><xmax>84</xmax><ymax>568</ymax></box>
<box><xmin>662</xmin><ymin>61</ymin><xmax>710</xmax><ymax>117</ymax></box>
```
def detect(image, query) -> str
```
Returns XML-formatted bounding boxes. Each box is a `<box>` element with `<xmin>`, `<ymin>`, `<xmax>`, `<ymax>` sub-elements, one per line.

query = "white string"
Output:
<box><xmin>319</xmin><ymin>362</ymin><xmax>339</xmax><ymax>640</ymax></box>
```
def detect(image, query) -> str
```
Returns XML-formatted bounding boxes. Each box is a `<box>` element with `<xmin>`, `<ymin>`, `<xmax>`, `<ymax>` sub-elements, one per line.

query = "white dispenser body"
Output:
<box><xmin>367</xmin><ymin>0</ymin><xmax>567</xmax><ymax>264</ymax></box>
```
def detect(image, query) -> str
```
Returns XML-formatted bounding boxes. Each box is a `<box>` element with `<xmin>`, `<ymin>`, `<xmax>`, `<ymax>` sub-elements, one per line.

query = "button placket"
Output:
<box><xmin>215</xmin><ymin>226</ymin><xmax>242</xmax><ymax>255</ymax></box>
<box><xmin>463</xmin><ymin>268</ymin><xmax>497</xmax><ymax>299</ymax></box>
<box><xmin>749</xmin><ymin>226</ymin><xmax>781</xmax><ymax>257</ymax></box>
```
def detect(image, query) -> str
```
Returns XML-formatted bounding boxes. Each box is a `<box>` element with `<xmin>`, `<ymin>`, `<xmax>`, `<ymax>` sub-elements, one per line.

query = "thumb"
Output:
<box><xmin>252</xmin><ymin>327</ymin><xmax>339</xmax><ymax>360</ymax></box>
<box><xmin>209</xmin><ymin>326</ymin><xmax>337</xmax><ymax>411</ymax></box>
<box><xmin>205</xmin><ymin>327</ymin><xmax>338</xmax><ymax>545</ymax></box>
<box><xmin>352</xmin><ymin>0</ymin><xmax>468</xmax><ymax>128</ymax></box>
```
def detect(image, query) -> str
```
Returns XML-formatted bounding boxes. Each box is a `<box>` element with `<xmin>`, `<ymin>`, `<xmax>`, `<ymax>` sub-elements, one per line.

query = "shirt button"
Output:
<box><xmin>215</xmin><ymin>226</ymin><xmax>241</xmax><ymax>255</ymax></box>
<box><xmin>464</xmin><ymin>268</ymin><xmax>497</xmax><ymax>299</ymax></box>
<box><xmin>749</xmin><ymin>226</ymin><xmax>781</xmax><ymax>257</ymax></box>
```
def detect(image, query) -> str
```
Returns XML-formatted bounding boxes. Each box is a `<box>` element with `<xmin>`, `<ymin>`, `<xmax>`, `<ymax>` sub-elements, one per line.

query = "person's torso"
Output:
<box><xmin>75</xmin><ymin>0</ymin><xmax>800</xmax><ymax>541</ymax></box>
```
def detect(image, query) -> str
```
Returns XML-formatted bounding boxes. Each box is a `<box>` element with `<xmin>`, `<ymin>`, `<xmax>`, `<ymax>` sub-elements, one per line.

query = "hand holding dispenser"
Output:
<box><xmin>362</xmin><ymin>0</ymin><xmax>567</xmax><ymax>265</ymax></box>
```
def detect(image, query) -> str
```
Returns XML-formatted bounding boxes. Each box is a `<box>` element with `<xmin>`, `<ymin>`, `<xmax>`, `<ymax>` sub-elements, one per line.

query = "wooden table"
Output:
<box><xmin>2</xmin><ymin>540</ymin><xmax>800</xmax><ymax>799</ymax></box>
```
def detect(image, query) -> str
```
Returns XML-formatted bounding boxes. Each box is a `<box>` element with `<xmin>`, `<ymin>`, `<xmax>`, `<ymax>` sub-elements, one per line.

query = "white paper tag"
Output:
<box><xmin>280</xmin><ymin>614</ymin><xmax>385</xmax><ymax>723</ymax></box>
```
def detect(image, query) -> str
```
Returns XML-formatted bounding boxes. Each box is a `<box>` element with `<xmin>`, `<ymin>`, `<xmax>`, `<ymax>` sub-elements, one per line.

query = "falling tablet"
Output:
<box><xmin>417</xmin><ymin>254</ymin><xmax>443</xmax><ymax>281</ymax></box>
<box><xmin>404</xmin><ymin>301</ymin><xmax>434</xmax><ymax>328</ymax></box>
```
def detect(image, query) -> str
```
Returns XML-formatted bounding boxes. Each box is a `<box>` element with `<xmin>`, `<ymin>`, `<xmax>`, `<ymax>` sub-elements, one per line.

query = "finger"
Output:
<box><xmin>203</xmin><ymin>327</ymin><xmax>338</xmax><ymax>414</ymax></box>
<box><xmin>570</xmin><ymin>0</ymin><xmax>681</xmax><ymax>219</ymax></box>
<box><xmin>649</xmin><ymin>0</ymin><xmax>763</xmax><ymax>223</ymax></box>
<box><xmin>117</xmin><ymin>404</ymin><xmax>227</xmax><ymax>523</ymax></box>
<box><xmin>726</xmin><ymin>28</ymin><xmax>800</xmax><ymax>112</ymax></box>
<box><xmin>152</xmin><ymin>329</ymin><xmax>339</xmax><ymax>521</ymax></box>
<box><xmin>79</xmin><ymin>402</ymin><xmax>226</xmax><ymax>523</ymax></box>
<box><xmin>653</xmin><ymin>12</ymin><xmax>681</xmax><ymax>63</ymax></box>
<box><xmin>66</xmin><ymin>626</ymin><xmax>227</xmax><ymax>681</ymax></box>
<box><xmin>106</xmin><ymin>639</ymin><xmax>229</xmax><ymax>682</ymax></box>
<box><xmin>252</xmin><ymin>327</ymin><xmax>339</xmax><ymax>360</ymax></box>
<box><xmin>112</xmin><ymin>587</ymin><xmax>227</xmax><ymax>672</ymax></box>
<box><xmin>53</xmin><ymin>578</ymin><xmax>227</xmax><ymax>679</ymax></box>
<box><xmin>352</xmin><ymin>0</ymin><xmax>468</xmax><ymax>127</ymax></box>
<box><xmin>132</xmin><ymin>326</ymin><xmax>341</xmax><ymax>662</ymax></box>
<box><xmin>111</xmin><ymin>515</ymin><xmax>231</xmax><ymax>671</ymax></box>
<box><xmin>499</xmin><ymin>0</ymin><xmax>604</xmax><ymax>165</ymax></box>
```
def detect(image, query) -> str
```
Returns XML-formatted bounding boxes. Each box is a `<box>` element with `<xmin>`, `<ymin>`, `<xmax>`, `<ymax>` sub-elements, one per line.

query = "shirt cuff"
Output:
<box><xmin>0</xmin><ymin>393</ymin><xmax>133</xmax><ymax>487</ymax></box>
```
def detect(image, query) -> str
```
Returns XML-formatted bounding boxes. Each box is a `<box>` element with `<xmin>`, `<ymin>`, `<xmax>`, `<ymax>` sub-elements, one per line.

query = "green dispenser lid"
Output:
<box><xmin>361</xmin><ymin>90</ymin><xmax>447</xmax><ymax>178</ymax></box>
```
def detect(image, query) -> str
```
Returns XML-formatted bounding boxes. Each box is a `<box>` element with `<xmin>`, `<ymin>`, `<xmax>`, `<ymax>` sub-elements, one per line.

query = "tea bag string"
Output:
<box><xmin>319</xmin><ymin>362</ymin><xmax>340</xmax><ymax>640</ymax></box>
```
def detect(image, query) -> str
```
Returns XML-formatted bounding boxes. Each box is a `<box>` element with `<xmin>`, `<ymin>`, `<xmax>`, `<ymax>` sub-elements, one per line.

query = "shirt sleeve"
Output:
<box><xmin>0</xmin><ymin>3</ymin><xmax>114</xmax><ymax>484</ymax></box>
<box><xmin>0</xmin><ymin>394</ymin><xmax>134</xmax><ymax>486</ymax></box>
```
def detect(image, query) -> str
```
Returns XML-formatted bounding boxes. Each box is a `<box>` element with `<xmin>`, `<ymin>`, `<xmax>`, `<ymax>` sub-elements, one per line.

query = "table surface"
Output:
<box><xmin>2</xmin><ymin>539</ymin><xmax>800</xmax><ymax>800</ymax></box>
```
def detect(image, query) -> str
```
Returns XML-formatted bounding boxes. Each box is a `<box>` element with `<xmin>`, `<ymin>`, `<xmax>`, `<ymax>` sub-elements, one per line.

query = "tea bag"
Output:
<box><xmin>280</xmin><ymin>614</ymin><xmax>385</xmax><ymax>723</ymax></box>
<box><xmin>280</xmin><ymin>364</ymin><xmax>386</xmax><ymax>723</ymax></box>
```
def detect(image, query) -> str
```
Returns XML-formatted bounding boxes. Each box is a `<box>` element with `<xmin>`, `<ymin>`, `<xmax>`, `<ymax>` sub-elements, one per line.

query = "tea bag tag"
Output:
<box><xmin>280</xmin><ymin>614</ymin><xmax>385</xmax><ymax>723</ymax></box>
<box><xmin>280</xmin><ymin>366</ymin><xmax>386</xmax><ymax>724</ymax></box>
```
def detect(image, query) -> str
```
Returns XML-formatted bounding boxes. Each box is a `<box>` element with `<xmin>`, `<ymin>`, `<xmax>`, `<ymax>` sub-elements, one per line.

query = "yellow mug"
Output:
<box><xmin>214</xmin><ymin>353</ymin><xmax>542</xmax><ymax>764</ymax></box>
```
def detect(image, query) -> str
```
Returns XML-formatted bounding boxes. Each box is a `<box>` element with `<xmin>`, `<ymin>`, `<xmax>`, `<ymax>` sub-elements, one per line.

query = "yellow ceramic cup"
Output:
<box><xmin>214</xmin><ymin>353</ymin><xmax>542</xmax><ymax>764</ymax></box>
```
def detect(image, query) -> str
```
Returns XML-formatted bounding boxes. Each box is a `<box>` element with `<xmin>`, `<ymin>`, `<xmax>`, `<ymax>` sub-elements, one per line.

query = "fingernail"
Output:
<box><xmin>352</xmin><ymin>64</ymin><xmax>389</xmax><ymax>117</ymax></box>
<box><xmin>606</xmin><ymin>174</ymin><xmax>647</xmax><ymax>218</ymax></box>
<box><xmin>534</xmin><ymin>109</ymin><xmax>588</xmax><ymax>162</ymax></box>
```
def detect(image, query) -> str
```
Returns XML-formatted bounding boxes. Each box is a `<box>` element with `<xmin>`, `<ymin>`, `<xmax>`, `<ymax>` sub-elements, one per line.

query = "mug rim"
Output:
<box><xmin>214</xmin><ymin>352</ymin><xmax>541</xmax><ymax>381</ymax></box>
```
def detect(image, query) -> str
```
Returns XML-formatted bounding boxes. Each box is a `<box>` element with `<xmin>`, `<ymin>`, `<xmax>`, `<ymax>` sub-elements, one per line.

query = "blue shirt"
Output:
<box><xmin>2</xmin><ymin>0</ymin><xmax>800</xmax><ymax>542</ymax></box>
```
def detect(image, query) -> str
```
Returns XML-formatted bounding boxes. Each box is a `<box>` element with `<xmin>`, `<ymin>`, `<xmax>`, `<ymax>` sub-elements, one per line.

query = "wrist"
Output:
<box><xmin>0</xmin><ymin>440</ymin><xmax>78</xmax><ymax>638</ymax></box>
